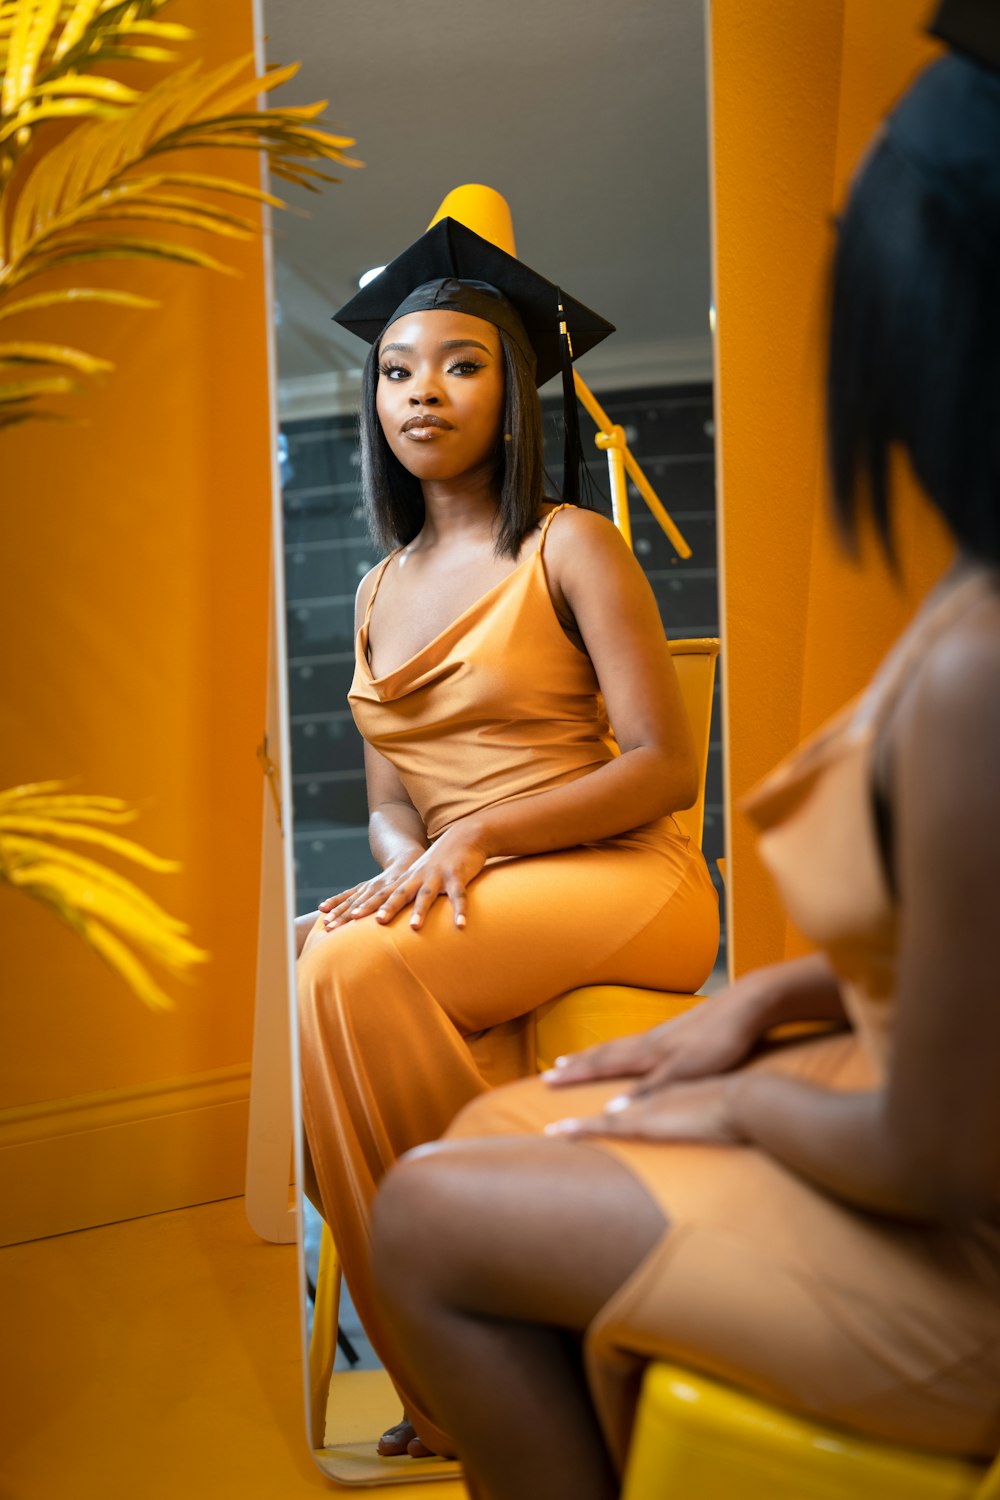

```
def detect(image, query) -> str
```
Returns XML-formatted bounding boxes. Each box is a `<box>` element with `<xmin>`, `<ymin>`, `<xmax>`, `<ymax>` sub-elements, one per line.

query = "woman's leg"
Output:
<box><xmin>371</xmin><ymin>1136</ymin><xmax>668</xmax><ymax>1500</ymax></box>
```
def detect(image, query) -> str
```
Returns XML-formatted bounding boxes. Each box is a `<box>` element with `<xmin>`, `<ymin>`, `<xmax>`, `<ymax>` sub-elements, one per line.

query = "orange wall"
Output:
<box><xmin>713</xmin><ymin>0</ymin><xmax>954</xmax><ymax>973</ymax></box>
<box><xmin>0</xmin><ymin>0</ymin><xmax>274</xmax><ymax>1238</ymax></box>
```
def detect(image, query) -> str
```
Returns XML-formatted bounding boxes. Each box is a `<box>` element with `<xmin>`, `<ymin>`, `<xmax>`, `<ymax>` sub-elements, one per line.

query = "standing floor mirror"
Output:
<box><xmin>255</xmin><ymin>0</ymin><xmax>721</xmax><ymax>1482</ymax></box>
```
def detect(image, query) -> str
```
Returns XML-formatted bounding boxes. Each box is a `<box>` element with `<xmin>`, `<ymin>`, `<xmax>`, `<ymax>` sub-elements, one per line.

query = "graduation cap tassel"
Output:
<box><xmin>557</xmin><ymin>292</ymin><xmax>582</xmax><ymax>507</ymax></box>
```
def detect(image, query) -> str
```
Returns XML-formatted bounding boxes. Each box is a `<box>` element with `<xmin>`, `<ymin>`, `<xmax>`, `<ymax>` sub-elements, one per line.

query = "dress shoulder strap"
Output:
<box><xmin>537</xmin><ymin>502</ymin><xmax>571</xmax><ymax>552</ymax></box>
<box><xmin>361</xmin><ymin>549</ymin><xmax>400</xmax><ymax>632</ymax></box>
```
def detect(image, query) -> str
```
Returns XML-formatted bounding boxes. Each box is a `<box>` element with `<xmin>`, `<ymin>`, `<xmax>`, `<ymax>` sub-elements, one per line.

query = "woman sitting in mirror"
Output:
<box><xmin>296</xmin><ymin>209</ymin><xmax>720</xmax><ymax>1456</ymax></box>
<box><xmin>369</xmin><ymin>43</ymin><xmax>1000</xmax><ymax>1500</ymax></box>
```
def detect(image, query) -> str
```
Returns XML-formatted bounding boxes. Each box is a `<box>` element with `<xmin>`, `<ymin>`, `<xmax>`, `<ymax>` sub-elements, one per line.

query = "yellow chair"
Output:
<box><xmin>535</xmin><ymin>636</ymin><xmax>721</xmax><ymax>1071</ymax></box>
<box><xmin>621</xmin><ymin>1362</ymin><xmax>999</xmax><ymax>1500</ymax></box>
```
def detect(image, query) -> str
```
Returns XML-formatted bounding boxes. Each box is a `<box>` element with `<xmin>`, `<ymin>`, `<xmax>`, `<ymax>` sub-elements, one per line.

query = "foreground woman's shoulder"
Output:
<box><xmin>904</xmin><ymin>584</ymin><xmax>1000</xmax><ymax>776</ymax></box>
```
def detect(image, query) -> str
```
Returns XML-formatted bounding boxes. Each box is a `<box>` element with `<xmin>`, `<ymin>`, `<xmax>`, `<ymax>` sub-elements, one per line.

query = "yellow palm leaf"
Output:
<box><xmin>76</xmin><ymin>203</ymin><xmax>256</xmax><ymax>238</ymax></box>
<box><xmin>201</xmin><ymin>57</ymin><xmax>302</xmax><ymax>118</ymax></box>
<box><xmin>0</xmin><ymin>371</ymin><xmax>77</xmax><ymax>398</ymax></box>
<box><xmin>76</xmin><ymin>43</ymin><xmax>177</xmax><ymax>65</ymax></box>
<box><xmin>95</xmin><ymin>19</ymin><xmax>194</xmax><ymax>46</ymax></box>
<box><xmin>0</xmin><ymin>287</ymin><xmax>160</xmax><ymax>321</ymax></box>
<box><xmin>0</xmin><ymin>338</ymin><xmax>113</xmax><ymax>372</ymax></box>
<box><xmin>3</xmin><ymin>835</ymin><xmax>190</xmax><ymax>930</ymax></box>
<box><xmin>5</xmin><ymin>236</ymin><xmax>237</xmax><ymax>290</ymax></box>
<box><xmin>118</xmin><ymin>170</ymin><xmax>289</xmax><ymax>211</ymax></box>
<box><xmin>148</xmin><ymin>51</ymin><xmax>253</xmax><ymax>142</ymax></box>
<box><xmin>0</xmin><ymin>793</ymin><xmax>138</xmax><ymax>821</ymax></box>
<box><xmin>79</xmin><ymin>919</ymin><xmax>176</xmax><ymax>1012</ymax></box>
<box><xmin>0</xmin><ymin>813</ymin><xmax>180</xmax><ymax>870</ymax></box>
<box><xmin>50</xmin><ymin>0</ymin><xmax>104</xmax><ymax>63</ymax></box>
<box><xmin>1</xmin><ymin>0</ymin><xmax>36</xmax><ymax>115</ymax></box>
<box><xmin>0</xmin><ymin>778</ymin><xmax>81</xmax><ymax>803</ymax></box>
<box><xmin>7</xmin><ymin>0</ymin><xmax>62</xmax><ymax>111</ymax></box>
<box><xmin>23</xmin><ymin>74</ymin><xmax>139</xmax><ymax>102</ymax></box>
<box><xmin>0</xmin><ymin>96</ymin><xmax>116</xmax><ymax>146</ymax></box>
<box><xmin>8</xmin><ymin>860</ymin><xmax>206</xmax><ymax>972</ymax></box>
<box><xmin>0</xmin><ymin>782</ymin><xmax>209</xmax><ymax>1010</ymax></box>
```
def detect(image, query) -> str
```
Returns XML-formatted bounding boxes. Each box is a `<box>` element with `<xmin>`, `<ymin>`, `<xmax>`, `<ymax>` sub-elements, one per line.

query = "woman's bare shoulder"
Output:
<box><xmin>898</xmin><ymin>582</ymin><xmax>1000</xmax><ymax>814</ymax></box>
<box><xmin>542</xmin><ymin>504</ymin><xmax>629</xmax><ymax>566</ymax></box>
<box><xmin>914</xmin><ymin>585</ymin><xmax>1000</xmax><ymax>721</ymax></box>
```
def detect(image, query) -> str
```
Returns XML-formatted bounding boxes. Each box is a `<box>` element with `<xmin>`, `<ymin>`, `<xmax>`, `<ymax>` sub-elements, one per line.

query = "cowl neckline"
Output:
<box><xmin>357</xmin><ymin>505</ymin><xmax>568</xmax><ymax>702</ymax></box>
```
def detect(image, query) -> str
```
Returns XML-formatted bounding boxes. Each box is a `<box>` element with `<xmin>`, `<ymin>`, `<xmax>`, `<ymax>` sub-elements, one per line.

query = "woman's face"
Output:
<box><xmin>375</xmin><ymin>309</ymin><xmax>505</xmax><ymax>485</ymax></box>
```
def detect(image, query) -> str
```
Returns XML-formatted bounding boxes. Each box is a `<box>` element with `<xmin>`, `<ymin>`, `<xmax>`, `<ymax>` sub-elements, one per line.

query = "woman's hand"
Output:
<box><xmin>542</xmin><ymin>973</ymin><xmax>779</xmax><ymax>1096</ymax></box>
<box><xmin>545</xmin><ymin>1075</ymin><xmax>747</xmax><ymax>1146</ymax></box>
<box><xmin>318</xmin><ymin>852</ymin><xmax>424</xmax><ymax>931</ymax></box>
<box><xmin>322</xmin><ymin>820</ymin><xmax>489</xmax><ymax>932</ymax></box>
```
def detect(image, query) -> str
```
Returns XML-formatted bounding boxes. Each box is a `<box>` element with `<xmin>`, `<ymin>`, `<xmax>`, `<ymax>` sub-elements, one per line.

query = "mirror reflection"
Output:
<box><xmin>264</xmin><ymin>0</ymin><xmax>720</xmax><ymax>1480</ymax></box>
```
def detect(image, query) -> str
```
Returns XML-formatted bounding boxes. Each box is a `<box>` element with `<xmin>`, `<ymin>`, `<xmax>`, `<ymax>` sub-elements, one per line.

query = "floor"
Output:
<box><xmin>0</xmin><ymin>1196</ymin><xmax>465</xmax><ymax>1500</ymax></box>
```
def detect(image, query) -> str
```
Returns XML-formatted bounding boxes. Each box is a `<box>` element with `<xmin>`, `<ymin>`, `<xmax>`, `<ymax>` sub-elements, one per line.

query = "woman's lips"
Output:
<box><xmin>401</xmin><ymin>414</ymin><xmax>453</xmax><ymax>440</ymax></box>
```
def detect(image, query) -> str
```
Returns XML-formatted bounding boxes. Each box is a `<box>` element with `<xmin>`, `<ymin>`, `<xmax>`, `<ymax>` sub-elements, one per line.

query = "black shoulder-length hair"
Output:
<box><xmin>827</xmin><ymin>132</ymin><xmax>1000</xmax><ymax>565</ymax></box>
<box><xmin>358</xmin><ymin>326</ymin><xmax>546</xmax><ymax>561</ymax></box>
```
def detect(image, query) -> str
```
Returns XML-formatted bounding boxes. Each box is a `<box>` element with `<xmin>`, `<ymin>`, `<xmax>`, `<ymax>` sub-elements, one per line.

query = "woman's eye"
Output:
<box><xmin>448</xmin><ymin>360</ymin><xmax>485</xmax><ymax>376</ymax></box>
<box><xmin>380</xmin><ymin>363</ymin><xmax>409</xmax><ymax>380</ymax></box>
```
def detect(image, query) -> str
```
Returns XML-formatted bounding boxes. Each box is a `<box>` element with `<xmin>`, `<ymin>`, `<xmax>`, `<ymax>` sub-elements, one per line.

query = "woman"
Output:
<box><xmin>369</xmin><ymin>45</ymin><xmax>1000</xmax><ymax>1500</ymax></box>
<box><xmin>296</xmin><ymin>216</ymin><xmax>720</xmax><ymax>1455</ymax></box>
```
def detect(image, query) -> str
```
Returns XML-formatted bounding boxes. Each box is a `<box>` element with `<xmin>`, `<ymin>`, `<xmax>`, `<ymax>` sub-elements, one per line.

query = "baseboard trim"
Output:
<box><xmin>0</xmin><ymin>1064</ymin><xmax>254</xmax><ymax>1247</ymax></box>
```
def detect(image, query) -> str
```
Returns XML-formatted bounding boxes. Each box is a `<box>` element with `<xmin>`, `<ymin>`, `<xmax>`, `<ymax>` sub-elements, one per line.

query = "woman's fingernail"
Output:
<box><xmin>544</xmin><ymin>1119</ymin><xmax>580</xmax><ymax>1135</ymax></box>
<box><xmin>456</xmin><ymin>914</ymin><xmax>466</xmax><ymax>928</ymax></box>
<box><xmin>606</xmin><ymin>1094</ymin><xmax>632</xmax><ymax>1114</ymax></box>
<box><xmin>541</xmin><ymin>1069</ymin><xmax>560</xmax><ymax>1083</ymax></box>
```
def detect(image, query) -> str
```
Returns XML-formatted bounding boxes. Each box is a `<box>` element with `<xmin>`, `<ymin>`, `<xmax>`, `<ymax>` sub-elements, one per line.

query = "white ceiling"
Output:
<box><xmin>262</xmin><ymin>0</ymin><xmax>713</xmax><ymax>415</ymax></box>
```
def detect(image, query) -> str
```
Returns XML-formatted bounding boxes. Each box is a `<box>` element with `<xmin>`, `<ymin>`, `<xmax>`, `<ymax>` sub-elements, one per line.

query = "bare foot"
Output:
<box><xmin>377</xmin><ymin>1418</ymin><xmax>438</xmax><ymax>1458</ymax></box>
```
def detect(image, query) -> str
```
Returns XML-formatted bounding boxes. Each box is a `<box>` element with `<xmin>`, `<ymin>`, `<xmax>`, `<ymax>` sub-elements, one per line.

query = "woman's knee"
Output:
<box><xmin>372</xmin><ymin>1145</ymin><xmax>472</xmax><ymax>1299</ymax></box>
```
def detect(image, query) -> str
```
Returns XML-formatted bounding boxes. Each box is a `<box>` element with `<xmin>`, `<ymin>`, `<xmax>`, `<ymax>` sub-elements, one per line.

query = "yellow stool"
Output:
<box><xmin>621</xmin><ymin>1363</ymin><xmax>999</xmax><ymax>1500</ymax></box>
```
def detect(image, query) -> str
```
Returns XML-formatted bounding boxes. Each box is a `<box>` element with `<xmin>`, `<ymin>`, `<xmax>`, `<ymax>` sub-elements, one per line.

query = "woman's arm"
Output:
<box><xmin>364</xmin><ymin>739</ymin><xmax>428</xmax><ymax>869</ymax></box>
<box><xmin>463</xmin><ymin>508</ymin><xmax>698</xmax><ymax>859</ymax></box>
<box><xmin>729</xmin><ymin>620</ymin><xmax>1000</xmax><ymax>1223</ymax></box>
<box><xmin>566</xmin><ymin>613</ymin><xmax>1000</xmax><ymax>1225</ymax></box>
<box><xmin>316</xmin><ymin>572</ymin><xmax>429</xmax><ymax>930</ymax></box>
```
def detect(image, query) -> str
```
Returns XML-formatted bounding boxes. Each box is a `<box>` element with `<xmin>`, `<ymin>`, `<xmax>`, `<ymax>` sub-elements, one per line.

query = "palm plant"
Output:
<box><xmin>1</xmin><ymin>0</ymin><xmax>357</xmax><ymax>1003</ymax></box>
<box><xmin>0</xmin><ymin>0</ymin><xmax>358</xmax><ymax>426</ymax></box>
<box><xmin>0</xmin><ymin>781</ymin><xmax>209</xmax><ymax>1009</ymax></box>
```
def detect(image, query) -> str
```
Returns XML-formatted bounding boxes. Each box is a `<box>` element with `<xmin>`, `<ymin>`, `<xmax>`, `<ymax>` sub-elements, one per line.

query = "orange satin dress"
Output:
<box><xmin>447</xmin><ymin>569</ymin><xmax>1000</xmax><ymax>1469</ymax></box>
<box><xmin>297</xmin><ymin>505</ymin><xmax>720</xmax><ymax>1421</ymax></box>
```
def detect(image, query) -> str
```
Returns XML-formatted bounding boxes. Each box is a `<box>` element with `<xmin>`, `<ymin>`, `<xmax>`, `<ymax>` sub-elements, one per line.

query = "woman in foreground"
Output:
<box><xmin>297</xmin><ymin>211</ymin><xmax>719</xmax><ymax>1455</ymax></box>
<box><xmin>370</xmin><ymin>48</ymin><xmax>1000</xmax><ymax>1500</ymax></box>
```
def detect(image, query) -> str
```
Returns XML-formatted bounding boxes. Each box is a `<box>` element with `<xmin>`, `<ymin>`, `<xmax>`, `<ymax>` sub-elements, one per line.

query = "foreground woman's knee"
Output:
<box><xmin>372</xmin><ymin>1145</ymin><xmax>478</xmax><ymax>1301</ymax></box>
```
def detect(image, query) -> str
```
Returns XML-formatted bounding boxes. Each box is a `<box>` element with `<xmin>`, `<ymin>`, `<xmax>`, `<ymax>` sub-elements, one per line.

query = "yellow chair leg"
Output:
<box><xmin>307</xmin><ymin>1221</ymin><xmax>342</xmax><ymax>1448</ymax></box>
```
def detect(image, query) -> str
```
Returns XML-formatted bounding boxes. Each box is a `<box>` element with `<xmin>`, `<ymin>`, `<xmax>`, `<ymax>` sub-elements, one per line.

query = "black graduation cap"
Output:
<box><xmin>332</xmin><ymin>216</ymin><xmax>615</xmax><ymax>388</ymax></box>
<box><xmin>332</xmin><ymin>216</ymin><xmax>615</xmax><ymax>505</ymax></box>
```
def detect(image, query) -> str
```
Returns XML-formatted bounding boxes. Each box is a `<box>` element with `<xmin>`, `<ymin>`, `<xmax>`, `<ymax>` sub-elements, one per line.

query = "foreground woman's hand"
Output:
<box><xmin>542</xmin><ymin>974</ymin><xmax>777</xmax><ymax>1097</ymax></box>
<box><xmin>323</xmin><ymin>820</ymin><xmax>489</xmax><ymax>932</ymax></box>
<box><xmin>545</xmin><ymin>1074</ymin><xmax>748</xmax><ymax>1147</ymax></box>
<box><xmin>542</xmin><ymin>955</ymin><xmax>849</xmax><ymax>1095</ymax></box>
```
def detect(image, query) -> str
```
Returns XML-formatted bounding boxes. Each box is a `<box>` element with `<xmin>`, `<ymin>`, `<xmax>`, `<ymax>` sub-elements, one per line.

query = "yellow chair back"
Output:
<box><xmin>667</xmin><ymin>638</ymin><xmax>720</xmax><ymax>847</ymax></box>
